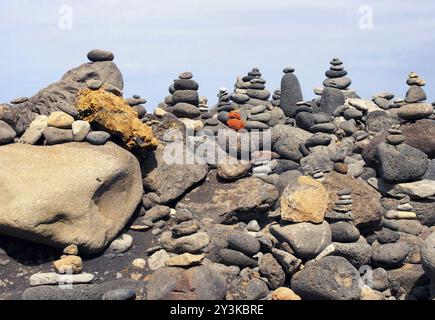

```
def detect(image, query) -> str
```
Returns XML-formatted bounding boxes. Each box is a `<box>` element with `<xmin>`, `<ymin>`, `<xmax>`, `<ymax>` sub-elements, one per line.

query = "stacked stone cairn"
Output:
<box><xmin>397</xmin><ymin>72</ymin><xmax>433</xmax><ymax>121</ymax></box>
<box><xmin>163</xmin><ymin>72</ymin><xmax>202</xmax><ymax>119</ymax></box>
<box><xmin>271</xmin><ymin>89</ymin><xmax>281</xmax><ymax>107</ymax></box>
<box><xmin>138</xmin><ymin>206</ymin><xmax>208</xmax><ymax>270</ymax></box>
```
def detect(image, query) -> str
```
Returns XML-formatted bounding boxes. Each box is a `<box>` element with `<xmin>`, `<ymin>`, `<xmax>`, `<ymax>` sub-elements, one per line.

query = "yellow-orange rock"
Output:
<box><xmin>280</xmin><ymin>176</ymin><xmax>329</xmax><ymax>224</ymax></box>
<box><xmin>75</xmin><ymin>89</ymin><xmax>158</xmax><ymax>150</ymax></box>
<box><xmin>272</xmin><ymin>287</ymin><xmax>301</xmax><ymax>300</ymax></box>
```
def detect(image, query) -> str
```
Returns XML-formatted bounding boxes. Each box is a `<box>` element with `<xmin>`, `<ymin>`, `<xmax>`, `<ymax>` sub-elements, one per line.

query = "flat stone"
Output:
<box><xmin>385</xmin><ymin>210</ymin><xmax>417</xmax><ymax>220</ymax></box>
<box><xmin>30</xmin><ymin>273</ymin><xmax>94</xmax><ymax>286</ymax></box>
<box><xmin>165</xmin><ymin>253</ymin><xmax>205</xmax><ymax>267</ymax></box>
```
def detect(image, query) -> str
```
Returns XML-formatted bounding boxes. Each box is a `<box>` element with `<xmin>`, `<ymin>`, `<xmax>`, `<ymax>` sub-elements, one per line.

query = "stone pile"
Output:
<box><xmin>1</xmin><ymin>51</ymin><xmax>435</xmax><ymax>301</ymax></box>
<box><xmin>164</xmin><ymin>72</ymin><xmax>201</xmax><ymax>119</ymax></box>
<box><xmin>238</xmin><ymin>68</ymin><xmax>272</xmax><ymax>108</ymax></box>
<box><xmin>398</xmin><ymin>73</ymin><xmax>433</xmax><ymax>121</ymax></box>
<box><xmin>271</xmin><ymin>89</ymin><xmax>281</xmax><ymax>107</ymax></box>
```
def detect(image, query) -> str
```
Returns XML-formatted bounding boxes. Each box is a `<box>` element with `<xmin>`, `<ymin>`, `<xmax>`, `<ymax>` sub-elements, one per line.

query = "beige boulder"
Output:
<box><xmin>272</xmin><ymin>287</ymin><xmax>301</xmax><ymax>300</ymax></box>
<box><xmin>53</xmin><ymin>255</ymin><xmax>83</xmax><ymax>274</ymax></box>
<box><xmin>0</xmin><ymin>142</ymin><xmax>143</xmax><ymax>253</ymax></box>
<box><xmin>281</xmin><ymin>176</ymin><xmax>329</xmax><ymax>224</ymax></box>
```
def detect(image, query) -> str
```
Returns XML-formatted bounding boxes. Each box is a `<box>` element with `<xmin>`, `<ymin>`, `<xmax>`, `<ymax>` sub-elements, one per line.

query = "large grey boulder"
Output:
<box><xmin>291</xmin><ymin>256</ymin><xmax>362</xmax><ymax>300</ymax></box>
<box><xmin>270</xmin><ymin>221</ymin><xmax>332</xmax><ymax>259</ymax></box>
<box><xmin>176</xmin><ymin>171</ymin><xmax>279</xmax><ymax>223</ymax></box>
<box><xmin>377</xmin><ymin>142</ymin><xmax>428</xmax><ymax>183</ymax></box>
<box><xmin>319</xmin><ymin>87</ymin><xmax>345</xmax><ymax>115</ymax></box>
<box><xmin>146</xmin><ymin>266</ymin><xmax>228</xmax><ymax>300</ymax></box>
<box><xmin>0</xmin><ymin>61</ymin><xmax>123</xmax><ymax>134</ymax></box>
<box><xmin>141</xmin><ymin>143</ymin><xmax>208</xmax><ymax>204</ymax></box>
<box><xmin>0</xmin><ymin>142</ymin><xmax>142</xmax><ymax>253</ymax></box>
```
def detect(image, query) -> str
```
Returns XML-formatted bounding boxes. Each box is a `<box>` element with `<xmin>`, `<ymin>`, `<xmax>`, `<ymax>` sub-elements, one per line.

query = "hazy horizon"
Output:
<box><xmin>1</xmin><ymin>0</ymin><xmax>434</xmax><ymax>109</ymax></box>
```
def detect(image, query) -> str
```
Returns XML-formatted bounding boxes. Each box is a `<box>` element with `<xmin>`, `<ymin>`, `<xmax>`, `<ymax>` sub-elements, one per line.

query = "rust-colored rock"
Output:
<box><xmin>75</xmin><ymin>89</ymin><xmax>158</xmax><ymax>150</ymax></box>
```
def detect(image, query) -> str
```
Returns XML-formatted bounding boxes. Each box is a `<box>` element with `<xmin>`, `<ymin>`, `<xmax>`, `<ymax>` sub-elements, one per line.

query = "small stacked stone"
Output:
<box><xmin>323</xmin><ymin>58</ymin><xmax>352</xmax><ymax>91</ymax></box>
<box><xmin>26</xmin><ymin>111</ymin><xmax>108</xmax><ymax>146</ymax></box>
<box><xmin>252</xmin><ymin>157</ymin><xmax>272</xmax><ymax>178</ymax></box>
<box><xmin>245</xmin><ymin>104</ymin><xmax>272</xmax><ymax>131</ymax></box>
<box><xmin>385</xmin><ymin>197</ymin><xmax>417</xmax><ymax>221</ymax></box>
<box><xmin>372</xmin><ymin>92</ymin><xmax>396</xmax><ymax>110</ymax></box>
<box><xmin>125</xmin><ymin>94</ymin><xmax>148</xmax><ymax>119</ymax></box>
<box><xmin>198</xmin><ymin>96</ymin><xmax>209</xmax><ymax>114</ymax></box>
<box><xmin>231</xmin><ymin>76</ymin><xmax>251</xmax><ymax>107</ymax></box>
<box><xmin>308</xmin><ymin>112</ymin><xmax>336</xmax><ymax>134</ymax></box>
<box><xmin>148</xmin><ymin>208</ymin><xmax>207</xmax><ymax>269</ymax></box>
<box><xmin>385</xmin><ymin>126</ymin><xmax>406</xmax><ymax>146</ymax></box>
<box><xmin>325</xmin><ymin>189</ymin><xmax>355</xmax><ymax>223</ymax></box>
<box><xmin>165</xmin><ymin>72</ymin><xmax>201</xmax><ymax>119</ymax></box>
<box><xmin>271</xmin><ymin>89</ymin><xmax>281</xmax><ymax>107</ymax></box>
<box><xmin>216</xmin><ymin>87</ymin><xmax>234</xmax><ymax>112</ymax></box>
<box><xmin>53</xmin><ymin>244</ymin><xmax>83</xmax><ymax>275</ymax></box>
<box><xmin>234</xmin><ymin>68</ymin><xmax>272</xmax><ymax>108</ymax></box>
<box><xmin>311</xmin><ymin>169</ymin><xmax>325</xmax><ymax>183</ymax></box>
<box><xmin>397</xmin><ymin>72</ymin><xmax>433</xmax><ymax>121</ymax></box>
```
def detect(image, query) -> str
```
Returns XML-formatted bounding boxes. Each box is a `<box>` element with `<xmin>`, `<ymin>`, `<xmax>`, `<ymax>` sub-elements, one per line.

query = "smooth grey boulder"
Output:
<box><xmin>280</xmin><ymin>72</ymin><xmax>303</xmax><ymax>117</ymax></box>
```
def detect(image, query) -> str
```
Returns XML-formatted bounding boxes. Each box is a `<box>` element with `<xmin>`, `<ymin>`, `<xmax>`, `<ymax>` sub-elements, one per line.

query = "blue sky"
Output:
<box><xmin>1</xmin><ymin>0</ymin><xmax>434</xmax><ymax>109</ymax></box>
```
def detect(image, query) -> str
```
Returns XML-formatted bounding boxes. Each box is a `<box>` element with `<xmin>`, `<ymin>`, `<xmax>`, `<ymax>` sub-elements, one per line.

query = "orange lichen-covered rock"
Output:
<box><xmin>227</xmin><ymin>119</ymin><xmax>245</xmax><ymax>131</ymax></box>
<box><xmin>75</xmin><ymin>89</ymin><xmax>158</xmax><ymax>150</ymax></box>
<box><xmin>228</xmin><ymin>111</ymin><xmax>242</xmax><ymax>120</ymax></box>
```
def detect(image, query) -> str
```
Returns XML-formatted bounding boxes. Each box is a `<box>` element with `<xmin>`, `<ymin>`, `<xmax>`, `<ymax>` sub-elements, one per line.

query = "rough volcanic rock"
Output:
<box><xmin>376</xmin><ymin>142</ymin><xmax>428</xmax><ymax>183</ymax></box>
<box><xmin>0</xmin><ymin>61</ymin><xmax>123</xmax><ymax>134</ymax></box>
<box><xmin>141</xmin><ymin>144</ymin><xmax>208</xmax><ymax>205</ymax></box>
<box><xmin>146</xmin><ymin>266</ymin><xmax>227</xmax><ymax>300</ymax></box>
<box><xmin>177</xmin><ymin>171</ymin><xmax>279</xmax><ymax>224</ymax></box>
<box><xmin>270</xmin><ymin>221</ymin><xmax>332</xmax><ymax>259</ymax></box>
<box><xmin>280</xmin><ymin>72</ymin><xmax>303</xmax><ymax>117</ymax></box>
<box><xmin>291</xmin><ymin>256</ymin><xmax>362</xmax><ymax>300</ymax></box>
<box><xmin>280</xmin><ymin>176</ymin><xmax>329</xmax><ymax>224</ymax></box>
<box><xmin>323</xmin><ymin>171</ymin><xmax>383</xmax><ymax>232</ymax></box>
<box><xmin>75</xmin><ymin>89</ymin><xmax>157</xmax><ymax>150</ymax></box>
<box><xmin>401</xmin><ymin>119</ymin><xmax>435</xmax><ymax>159</ymax></box>
<box><xmin>0</xmin><ymin>142</ymin><xmax>143</xmax><ymax>253</ymax></box>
